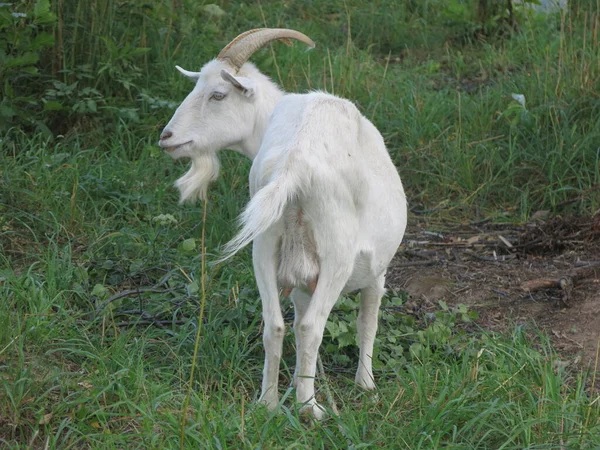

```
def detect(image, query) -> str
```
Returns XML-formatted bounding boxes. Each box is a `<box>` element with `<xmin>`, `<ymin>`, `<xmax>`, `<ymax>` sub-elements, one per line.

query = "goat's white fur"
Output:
<box><xmin>160</xmin><ymin>57</ymin><xmax>407</xmax><ymax>419</ymax></box>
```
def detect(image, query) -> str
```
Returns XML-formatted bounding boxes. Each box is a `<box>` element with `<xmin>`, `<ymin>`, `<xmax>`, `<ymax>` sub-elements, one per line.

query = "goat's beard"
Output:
<box><xmin>175</xmin><ymin>152</ymin><xmax>220</xmax><ymax>203</ymax></box>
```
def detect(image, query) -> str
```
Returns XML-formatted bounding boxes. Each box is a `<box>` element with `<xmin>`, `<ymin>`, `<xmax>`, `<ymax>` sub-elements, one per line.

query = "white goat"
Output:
<box><xmin>159</xmin><ymin>28</ymin><xmax>407</xmax><ymax>419</ymax></box>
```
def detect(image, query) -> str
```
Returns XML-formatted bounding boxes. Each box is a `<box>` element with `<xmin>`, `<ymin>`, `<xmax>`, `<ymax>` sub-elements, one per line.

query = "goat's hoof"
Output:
<box><xmin>299</xmin><ymin>401</ymin><xmax>326</xmax><ymax>421</ymax></box>
<box><xmin>355</xmin><ymin>374</ymin><xmax>376</xmax><ymax>391</ymax></box>
<box><xmin>257</xmin><ymin>394</ymin><xmax>279</xmax><ymax>411</ymax></box>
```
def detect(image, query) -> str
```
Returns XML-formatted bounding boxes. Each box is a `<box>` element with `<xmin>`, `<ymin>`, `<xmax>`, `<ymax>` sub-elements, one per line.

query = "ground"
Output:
<box><xmin>387</xmin><ymin>212</ymin><xmax>600</xmax><ymax>367</ymax></box>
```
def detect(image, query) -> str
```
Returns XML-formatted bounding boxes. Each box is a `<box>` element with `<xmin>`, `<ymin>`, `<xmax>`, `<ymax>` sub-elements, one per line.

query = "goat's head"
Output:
<box><xmin>158</xmin><ymin>28</ymin><xmax>315</xmax><ymax>203</ymax></box>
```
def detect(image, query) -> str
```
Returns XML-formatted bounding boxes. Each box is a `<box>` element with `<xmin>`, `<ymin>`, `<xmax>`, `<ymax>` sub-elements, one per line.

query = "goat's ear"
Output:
<box><xmin>176</xmin><ymin>65</ymin><xmax>200</xmax><ymax>81</ymax></box>
<box><xmin>221</xmin><ymin>69</ymin><xmax>256</xmax><ymax>98</ymax></box>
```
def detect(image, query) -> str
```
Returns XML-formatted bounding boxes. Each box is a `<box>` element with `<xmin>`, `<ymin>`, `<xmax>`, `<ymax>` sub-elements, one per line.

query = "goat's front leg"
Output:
<box><xmin>295</xmin><ymin>265</ymin><xmax>352</xmax><ymax>419</ymax></box>
<box><xmin>253</xmin><ymin>236</ymin><xmax>284</xmax><ymax>410</ymax></box>
<box><xmin>355</xmin><ymin>274</ymin><xmax>385</xmax><ymax>390</ymax></box>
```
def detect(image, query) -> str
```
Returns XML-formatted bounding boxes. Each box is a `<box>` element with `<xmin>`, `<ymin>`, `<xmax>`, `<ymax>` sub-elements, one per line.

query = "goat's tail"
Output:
<box><xmin>218</xmin><ymin>172</ymin><xmax>298</xmax><ymax>262</ymax></box>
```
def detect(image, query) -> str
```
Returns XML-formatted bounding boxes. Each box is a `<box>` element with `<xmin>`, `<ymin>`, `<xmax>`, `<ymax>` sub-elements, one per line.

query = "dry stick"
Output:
<box><xmin>475</xmin><ymin>254</ymin><xmax>517</xmax><ymax>262</ymax></box>
<box><xmin>257</xmin><ymin>0</ymin><xmax>284</xmax><ymax>87</ymax></box>
<box><xmin>370</xmin><ymin>50</ymin><xmax>392</xmax><ymax>122</ymax></box>
<box><xmin>466</xmin><ymin>134</ymin><xmax>505</xmax><ymax>147</ymax></box>
<box><xmin>554</xmin><ymin>184</ymin><xmax>600</xmax><ymax>208</ymax></box>
<box><xmin>316</xmin><ymin>353</ymin><xmax>340</xmax><ymax>416</ymax></box>
<box><xmin>162</xmin><ymin>0</ymin><xmax>176</xmax><ymax>58</ymax></box>
<box><xmin>114</xmin><ymin>319</ymin><xmax>187</xmax><ymax>328</ymax></box>
<box><xmin>521</xmin><ymin>263</ymin><xmax>600</xmax><ymax>293</ymax></box>
<box><xmin>179</xmin><ymin>199</ymin><xmax>209</xmax><ymax>450</ymax></box>
<box><xmin>327</xmin><ymin>48</ymin><xmax>335</xmax><ymax>95</ymax></box>
<box><xmin>417</xmin><ymin>241</ymin><xmax>508</xmax><ymax>248</ymax></box>
<box><xmin>575</xmin><ymin>260</ymin><xmax>600</xmax><ymax>267</ymax></box>
<box><xmin>394</xmin><ymin>260</ymin><xmax>443</xmax><ymax>267</ymax></box>
<box><xmin>576</xmin><ymin>278</ymin><xmax>600</xmax><ymax>287</ymax></box>
<box><xmin>95</xmin><ymin>284</ymin><xmax>173</xmax><ymax>315</ymax></box>
<box><xmin>28</xmin><ymin>429</ymin><xmax>39</xmax><ymax>448</ymax></box>
<box><xmin>498</xmin><ymin>235</ymin><xmax>513</xmax><ymax>249</ymax></box>
<box><xmin>316</xmin><ymin>353</ymin><xmax>354</xmax><ymax>447</ymax></box>
<box><xmin>0</xmin><ymin>336</ymin><xmax>18</xmax><ymax>357</ymax></box>
<box><xmin>402</xmin><ymin>249</ymin><xmax>438</xmax><ymax>259</ymax></box>
<box><xmin>521</xmin><ymin>278</ymin><xmax>571</xmax><ymax>292</ymax></box>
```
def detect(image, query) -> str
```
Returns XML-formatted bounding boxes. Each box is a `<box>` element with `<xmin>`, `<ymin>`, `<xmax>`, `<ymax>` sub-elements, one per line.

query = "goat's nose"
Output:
<box><xmin>160</xmin><ymin>130</ymin><xmax>173</xmax><ymax>140</ymax></box>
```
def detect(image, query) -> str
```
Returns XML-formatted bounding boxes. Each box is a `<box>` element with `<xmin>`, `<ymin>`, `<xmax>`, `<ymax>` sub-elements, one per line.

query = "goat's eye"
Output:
<box><xmin>211</xmin><ymin>92</ymin><xmax>226</xmax><ymax>101</ymax></box>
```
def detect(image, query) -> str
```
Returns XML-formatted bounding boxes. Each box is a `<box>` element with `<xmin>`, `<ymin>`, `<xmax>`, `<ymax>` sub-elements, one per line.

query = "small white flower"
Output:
<box><xmin>511</xmin><ymin>93</ymin><xmax>526</xmax><ymax>108</ymax></box>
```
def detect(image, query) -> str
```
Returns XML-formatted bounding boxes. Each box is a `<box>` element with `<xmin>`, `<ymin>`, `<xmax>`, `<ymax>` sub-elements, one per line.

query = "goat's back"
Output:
<box><xmin>252</xmin><ymin>92</ymin><xmax>400</xmax><ymax>193</ymax></box>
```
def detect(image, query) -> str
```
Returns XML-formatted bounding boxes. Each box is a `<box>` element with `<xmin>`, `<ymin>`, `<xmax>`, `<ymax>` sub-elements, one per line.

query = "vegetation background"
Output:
<box><xmin>1</xmin><ymin>0</ymin><xmax>599</xmax><ymax>448</ymax></box>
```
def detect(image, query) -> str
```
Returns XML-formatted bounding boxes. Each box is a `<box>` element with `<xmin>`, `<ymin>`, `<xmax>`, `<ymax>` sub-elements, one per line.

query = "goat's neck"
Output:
<box><xmin>234</xmin><ymin>86</ymin><xmax>284</xmax><ymax>161</ymax></box>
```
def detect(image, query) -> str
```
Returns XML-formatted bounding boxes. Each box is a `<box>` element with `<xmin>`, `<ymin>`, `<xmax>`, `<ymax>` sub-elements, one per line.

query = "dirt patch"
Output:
<box><xmin>386</xmin><ymin>213</ymin><xmax>600</xmax><ymax>367</ymax></box>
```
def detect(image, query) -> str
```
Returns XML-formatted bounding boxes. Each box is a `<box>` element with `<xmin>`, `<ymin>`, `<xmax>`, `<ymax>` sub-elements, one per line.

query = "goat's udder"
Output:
<box><xmin>280</xmin><ymin>275</ymin><xmax>319</xmax><ymax>298</ymax></box>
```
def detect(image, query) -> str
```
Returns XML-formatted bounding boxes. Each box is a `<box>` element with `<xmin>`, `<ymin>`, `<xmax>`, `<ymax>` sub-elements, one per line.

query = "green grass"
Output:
<box><xmin>2</xmin><ymin>0</ymin><xmax>600</xmax><ymax>448</ymax></box>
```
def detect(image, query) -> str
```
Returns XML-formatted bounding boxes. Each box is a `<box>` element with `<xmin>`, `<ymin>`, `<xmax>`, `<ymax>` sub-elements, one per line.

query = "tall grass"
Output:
<box><xmin>4</xmin><ymin>0</ymin><xmax>598</xmax><ymax>212</ymax></box>
<box><xmin>1</xmin><ymin>1</ymin><xmax>600</xmax><ymax>448</ymax></box>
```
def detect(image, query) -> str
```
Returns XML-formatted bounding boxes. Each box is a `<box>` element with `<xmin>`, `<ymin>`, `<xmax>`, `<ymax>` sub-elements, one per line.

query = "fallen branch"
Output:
<box><xmin>402</xmin><ymin>249</ymin><xmax>440</xmax><ymax>259</ymax></box>
<box><xmin>576</xmin><ymin>278</ymin><xmax>600</xmax><ymax>287</ymax></box>
<box><xmin>498</xmin><ymin>235</ymin><xmax>514</xmax><ymax>249</ymax></box>
<box><xmin>420</xmin><ymin>241</ymin><xmax>509</xmax><ymax>248</ymax></box>
<box><xmin>574</xmin><ymin>260</ymin><xmax>600</xmax><ymax>268</ymax></box>
<box><xmin>95</xmin><ymin>286</ymin><xmax>175</xmax><ymax>315</ymax></box>
<box><xmin>394</xmin><ymin>260</ymin><xmax>444</xmax><ymax>267</ymax></box>
<box><xmin>115</xmin><ymin>319</ymin><xmax>187</xmax><ymax>327</ymax></box>
<box><xmin>473</xmin><ymin>254</ymin><xmax>517</xmax><ymax>262</ymax></box>
<box><xmin>520</xmin><ymin>263</ymin><xmax>600</xmax><ymax>307</ymax></box>
<box><xmin>94</xmin><ymin>274</ymin><xmax>174</xmax><ymax>316</ymax></box>
<box><xmin>521</xmin><ymin>277</ymin><xmax>572</xmax><ymax>292</ymax></box>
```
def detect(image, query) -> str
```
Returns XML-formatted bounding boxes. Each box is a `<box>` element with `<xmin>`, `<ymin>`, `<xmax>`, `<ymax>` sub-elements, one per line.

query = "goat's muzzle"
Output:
<box><xmin>158</xmin><ymin>138</ymin><xmax>192</xmax><ymax>154</ymax></box>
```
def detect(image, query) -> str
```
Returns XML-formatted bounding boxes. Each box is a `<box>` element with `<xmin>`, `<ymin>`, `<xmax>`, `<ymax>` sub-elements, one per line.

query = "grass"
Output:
<box><xmin>2</xmin><ymin>0</ymin><xmax>600</xmax><ymax>448</ymax></box>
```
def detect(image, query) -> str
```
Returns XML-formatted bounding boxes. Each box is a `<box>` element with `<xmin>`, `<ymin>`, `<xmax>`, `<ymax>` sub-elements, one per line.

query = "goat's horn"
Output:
<box><xmin>217</xmin><ymin>28</ymin><xmax>315</xmax><ymax>70</ymax></box>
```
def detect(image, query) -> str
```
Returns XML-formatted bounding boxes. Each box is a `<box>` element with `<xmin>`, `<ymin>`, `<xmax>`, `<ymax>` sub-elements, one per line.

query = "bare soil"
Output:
<box><xmin>386</xmin><ymin>212</ymin><xmax>600</xmax><ymax>367</ymax></box>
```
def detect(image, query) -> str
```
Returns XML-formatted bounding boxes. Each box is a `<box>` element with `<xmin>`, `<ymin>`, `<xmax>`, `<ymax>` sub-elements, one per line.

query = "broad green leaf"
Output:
<box><xmin>187</xmin><ymin>280</ymin><xmax>199</xmax><ymax>295</ymax></box>
<box><xmin>4</xmin><ymin>52</ymin><xmax>38</xmax><ymax>68</ymax></box>
<box><xmin>0</xmin><ymin>102</ymin><xmax>15</xmax><ymax>118</ymax></box>
<box><xmin>43</xmin><ymin>100</ymin><xmax>63</xmax><ymax>111</ymax></box>
<box><xmin>181</xmin><ymin>238</ymin><xmax>196</xmax><ymax>252</ymax></box>
<box><xmin>92</xmin><ymin>283</ymin><xmax>109</xmax><ymax>298</ymax></box>
<box><xmin>129</xmin><ymin>47</ymin><xmax>150</xmax><ymax>56</ymax></box>
<box><xmin>34</xmin><ymin>0</ymin><xmax>56</xmax><ymax>24</ymax></box>
<box><xmin>34</xmin><ymin>120</ymin><xmax>53</xmax><ymax>137</ymax></box>
<box><xmin>32</xmin><ymin>32</ymin><xmax>55</xmax><ymax>50</ymax></box>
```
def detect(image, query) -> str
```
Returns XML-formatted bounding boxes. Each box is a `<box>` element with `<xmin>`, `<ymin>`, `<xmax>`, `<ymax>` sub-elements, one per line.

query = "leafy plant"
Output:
<box><xmin>0</xmin><ymin>0</ymin><xmax>56</xmax><ymax>134</ymax></box>
<box><xmin>441</xmin><ymin>0</ymin><xmax>542</xmax><ymax>40</ymax></box>
<box><xmin>324</xmin><ymin>293</ymin><xmax>478</xmax><ymax>369</ymax></box>
<box><xmin>96</xmin><ymin>37</ymin><xmax>149</xmax><ymax>99</ymax></box>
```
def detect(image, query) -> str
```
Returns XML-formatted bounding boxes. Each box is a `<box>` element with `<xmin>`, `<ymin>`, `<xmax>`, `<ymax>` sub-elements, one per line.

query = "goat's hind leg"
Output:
<box><xmin>253</xmin><ymin>235</ymin><xmax>285</xmax><ymax>410</ymax></box>
<box><xmin>295</xmin><ymin>264</ymin><xmax>353</xmax><ymax>419</ymax></box>
<box><xmin>290</xmin><ymin>288</ymin><xmax>311</xmax><ymax>387</ymax></box>
<box><xmin>355</xmin><ymin>273</ymin><xmax>385</xmax><ymax>390</ymax></box>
